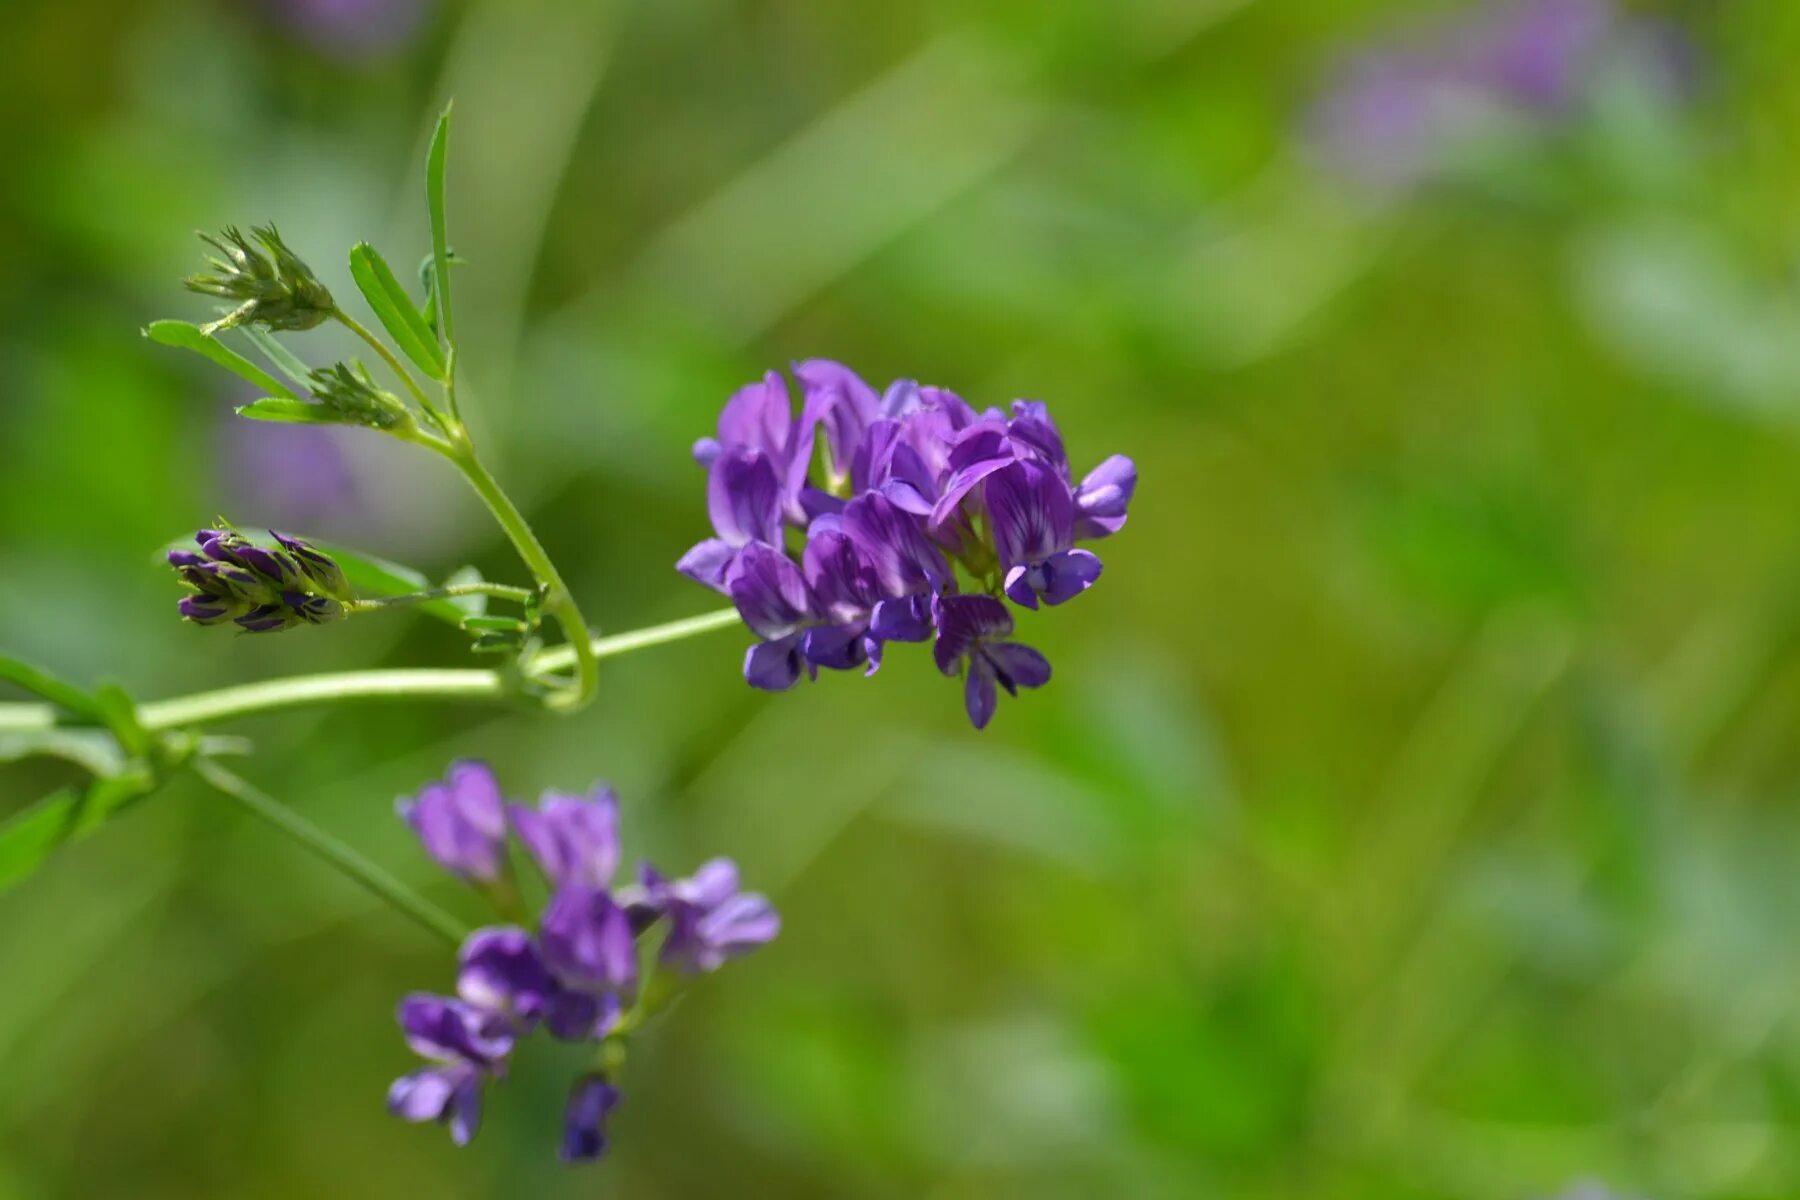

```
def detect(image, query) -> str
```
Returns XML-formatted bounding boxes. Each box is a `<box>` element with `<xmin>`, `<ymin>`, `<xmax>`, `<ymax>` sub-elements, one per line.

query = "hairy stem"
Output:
<box><xmin>193</xmin><ymin>758</ymin><xmax>466</xmax><ymax>947</ymax></box>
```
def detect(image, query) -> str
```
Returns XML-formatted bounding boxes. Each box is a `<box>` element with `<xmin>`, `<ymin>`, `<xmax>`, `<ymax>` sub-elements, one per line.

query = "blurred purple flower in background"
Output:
<box><xmin>265</xmin><ymin>0</ymin><xmax>430</xmax><ymax>58</ymax></box>
<box><xmin>218</xmin><ymin>407</ymin><xmax>362</xmax><ymax>531</ymax></box>
<box><xmin>389</xmin><ymin>764</ymin><xmax>778</xmax><ymax>1163</ymax></box>
<box><xmin>677</xmin><ymin>360</ymin><xmax>1137</xmax><ymax>728</ymax></box>
<box><xmin>1308</xmin><ymin>0</ymin><xmax>1692</xmax><ymax>192</ymax></box>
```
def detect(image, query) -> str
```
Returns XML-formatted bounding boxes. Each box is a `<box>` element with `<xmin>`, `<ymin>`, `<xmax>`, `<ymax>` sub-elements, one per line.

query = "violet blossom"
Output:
<box><xmin>676</xmin><ymin>362</ymin><xmax>1136</xmax><ymax>727</ymax></box>
<box><xmin>390</xmin><ymin>764</ymin><xmax>778</xmax><ymax>1163</ymax></box>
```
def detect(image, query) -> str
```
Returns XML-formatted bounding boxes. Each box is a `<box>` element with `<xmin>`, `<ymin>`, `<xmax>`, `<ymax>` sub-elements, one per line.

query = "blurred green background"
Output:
<box><xmin>3</xmin><ymin>0</ymin><xmax>1799</xmax><ymax>1196</ymax></box>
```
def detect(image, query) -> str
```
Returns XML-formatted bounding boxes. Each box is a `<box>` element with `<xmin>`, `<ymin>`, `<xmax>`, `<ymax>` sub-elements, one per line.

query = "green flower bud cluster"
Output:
<box><xmin>186</xmin><ymin>225</ymin><xmax>335</xmax><ymax>335</ymax></box>
<box><xmin>307</xmin><ymin>362</ymin><xmax>414</xmax><ymax>431</ymax></box>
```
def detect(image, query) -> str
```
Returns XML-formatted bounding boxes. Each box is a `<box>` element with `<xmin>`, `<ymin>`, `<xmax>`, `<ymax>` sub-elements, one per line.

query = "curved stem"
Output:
<box><xmin>350</xmin><ymin>581</ymin><xmax>535</xmax><ymax>613</ymax></box>
<box><xmin>193</xmin><ymin>758</ymin><xmax>466</xmax><ymax>947</ymax></box>
<box><xmin>447</xmin><ymin>446</ymin><xmax>600</xmax><ymax>712</ymax></box>
<box><xmin>334</xmin><ymin>309</ymin><xmax>448</xmax><ymax>431</ymax></box>
<box><xmin>0</xmin><ymin>609</ymin><xmax>738</xmax><ymax>734</ymax></box>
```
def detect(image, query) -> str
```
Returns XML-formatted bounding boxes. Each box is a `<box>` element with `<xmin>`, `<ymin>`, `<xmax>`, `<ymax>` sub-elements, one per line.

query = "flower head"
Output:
<box><xmin>169</xmin><ymin>527</ymin><xmax>348</xmax><ymax>633</ymax></box>
<box><xmin>677</xmin><ymin>361</ymin><xmax>1133</xmax><ymax>726</ymax></box>
<box><xmin>185</xmin><ymin>224</ymin><xmax>334</xmax><ymax>334</ymax></box>
<box><xmin>387</xmin><ymin>766</ymin><xmax>777</xmax><ymax>1164</ymax></box>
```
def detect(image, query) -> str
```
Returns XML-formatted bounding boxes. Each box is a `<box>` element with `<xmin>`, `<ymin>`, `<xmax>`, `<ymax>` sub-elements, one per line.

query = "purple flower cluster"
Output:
<box><xmin>678</xmin><ymin>361</ymin><xmax>1136</xmax><ymax>728</ymax></box>
<box><xmin>168</xmin><ymin>527</ymin><xmax>349</xmax><ymax>632</ymax></box>
<box><xmin>388</xmin><ymin>762</ymin><xmax>778</xmax><ymax>1162</ymax></box>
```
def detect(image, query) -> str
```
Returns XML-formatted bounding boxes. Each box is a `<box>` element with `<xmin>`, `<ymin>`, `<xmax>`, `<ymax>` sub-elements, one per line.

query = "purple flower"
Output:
<box><xmin>794</xmin><ymin>359</ymin><xmax>880</xmax><ymax>490</ymax></box>
<box><xmin>985</xmin><ymin>460</ymin><xmax>1104</xmax><ymax>609</ymax></box>
<box><xmin>675</xmin><ymin>447</ymin><xmax>785</xmax><ymax>592</ymax></box>
<box><xmin>693</xmin><ymin>371</ymin><xmax>815</xmax><ymax>522</ymax></box>
<box><xmin>640</xmin><ymin>859</ymin><xmax>781</xmax><ymax>974</ymax></box>
<box><xmin>385</xmin><ymin>764</ymin><xmax>779</xmax><ymax>1163</ymax></box>
<box><xmin>539</xmin><ymin>885</ymin><xmax>638</xmax><ymax>999</ymax></box>
<box><xmin>561</xmin><ymin>1075</ymin><xmax>624</xmax><ymax>1163</ymax></box>
<box><xmin>678</xmin><ymin>363</ymin><xmax>1135</xmax><ymax>727</ymax></box>
<box><xmin>387</xmin><ymin>994</ymin><xmax>512</xmax><ymax>1146</ymax></box>
<box><xmin>932</xmin><ymin>595</ymin><xmax>1053</xmax><ymax>729</ymax></box>
<box><xmin>798</xmin><ymin>525</ymin><xmax>884</xmax><ymax>673</ymax></box>
<box><xmin>1074</xmin><ymin>454</ymin><xmax>1137</xmax><ymax>539</ymax></box>
<box><xmin>726</xmin><ymin>542</ymin><xmax>814</xmax><ymax>691</ymax></box>
<box><xmin>457</xmin><ymin>927</ymin><xmax>556</xmax><ymax>1025</ymax></box>
<box><xmin>398</xmin><ymin>993</ymin><xmax>513</xmax><ymax>1068</ymax></box>
<box><xmin>398</xmin><ymin>760</ymin><xmax>510</xmax><ymax>884</ymax></box>
<box><xmin>842</xmin><ymin>491</ymin><xmax>953</xmax><ymax>598</ymax></box>
<box><xmin>387</xmin><ymin>1062</ymin><xmax>486</xmax><ymax>1145</ymax></box>
<box><xmin>509</xmin><ymin>786</ymin><xmax>620</xmax><ymax>888</ymax></box>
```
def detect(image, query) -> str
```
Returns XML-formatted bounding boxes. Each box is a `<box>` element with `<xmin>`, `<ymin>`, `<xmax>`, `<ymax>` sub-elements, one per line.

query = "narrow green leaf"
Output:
<box><xmin>238</xmin><ymin>326</ymin><xmax>316</xmax><ymax>392</ymax></box>
<box><xmin>470</xmin><ymin>633</ymin><xmax>522</xmax><ymax>655</ymax></box>
<box><xmin>0</xmin><ymin>770</ymin><xmax>157</xmax><ymax>893</ymax></box>
<box><xmin>349</xmin><ymin>243</ymin><xmax>446</xmax><ymax>380</ymax></box>
<box><xmin>0</xmin><ymin>653</ymin><xmax>97</xmax><ymax>717</ymax></box>
<box><xmin>426</xmin><ymin>104</ymin><xmax>456</xmax><ymax>349</ymax></box>
<box><xmin>235</xmin><ymin>397</ymin><xmax>350</xmax><ymax>425</ymax></box>
<box><xmin>144</xmin><ymin>320</ymin><xmax>300</xmax><ymax>401</ymax></box>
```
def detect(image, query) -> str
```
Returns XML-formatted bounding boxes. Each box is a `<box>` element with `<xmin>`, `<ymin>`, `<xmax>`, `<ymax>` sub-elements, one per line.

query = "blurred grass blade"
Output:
<box><xmin>144</xmin><ymin>321</ymin><xmax>300</xmax><ymax>401</ymax></box>
<box><xmin>0</xmin><ymin>653</ymin><xmax>98</xmax><ymax>718</ymax></box>
<box><xmin>348</xmin><ymin>243</ymin><xmax>446</xmax><ymax>380</ymax></box>
<box><xmin>426</xmin><ymin>104</ymin><xmax>456</xmax><ymax>348</ymax></box>
<box><xmin>233</xmin><ymin>398</ymin><xmax>350</xmax><ymax>425</ymax></box>
<box><xmin>237</xmin><ymin>326</ymin><xmax>316</xmax><ymax>393</ymax></box>
<box><xmin>0</xmin><ymin>771</ymin><xmax>157</xmax><ymax>894</ymax></box>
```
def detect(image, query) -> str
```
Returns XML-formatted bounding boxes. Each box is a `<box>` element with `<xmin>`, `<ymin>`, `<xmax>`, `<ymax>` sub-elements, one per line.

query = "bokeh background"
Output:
<box><xmin>1</xmin><ymin>0</ymin><xmax>1796</xmax><ymax>1195</ymax></box>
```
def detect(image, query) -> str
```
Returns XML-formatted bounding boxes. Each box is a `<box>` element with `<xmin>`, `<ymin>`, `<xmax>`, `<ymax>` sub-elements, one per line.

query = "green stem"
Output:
<box><xmin>531</xmin><ymin>608</ymin><xmax>742</xmax><ymax>677</ymax></box>
<box><xmin>445</xmin><ymin>446</ymin><xmax>600</xmax><ymax>712</ymax></box>
<box><xmin>334</xmin><ymin>309</ymin><xmax>448</xmax><ymax>431</ymax></box>
<box><xmin>192</xmin><ymin>758</ymin><xmax>466</xmax><ymax>947</ymax></box>
<box><xmin>349</xmin><ymin>581</ymin><xmax>535</xmax><ymax>612</ymax></box>
<box><xmin>0</xmin><ymin>609</ymin><xmax>738</xmax><ymax>734</ymax></box>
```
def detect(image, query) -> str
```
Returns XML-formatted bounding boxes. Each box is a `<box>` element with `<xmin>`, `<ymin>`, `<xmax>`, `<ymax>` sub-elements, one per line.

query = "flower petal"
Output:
<box><xmin>725</xmin><ymin>543</ymin><xmax>812</xmax><ymax>640</ymax></box>
<box><xmin>706</xmin><ymin>447</ymin><xmax>782</xmax><ymax>547</ymax></box>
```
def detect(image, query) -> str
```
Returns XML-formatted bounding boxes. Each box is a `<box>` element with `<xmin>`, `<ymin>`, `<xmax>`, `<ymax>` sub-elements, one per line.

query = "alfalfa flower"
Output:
<box><xmin>675</xmin><ymin>361</ymin><xmax>1135</xmax><ymax>727</ymax></box>
<box><xmin>389</xmin><ymin>763</ymin><xmax>779</xmax><ymax>1163</ymax></box>
<box><xmin>185</xmin><ymin>224</ymin><xmax>335</xmax><ymax>334</ymax></box>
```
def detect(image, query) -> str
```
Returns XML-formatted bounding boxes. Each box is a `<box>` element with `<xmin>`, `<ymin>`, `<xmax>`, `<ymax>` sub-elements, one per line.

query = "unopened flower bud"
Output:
<box><xmin>307</xmin><ymin>362</ymin><xmax>414</xmax><ymax>432</ymax></box>
<box><xmin>186</xmin><ymin>224</ymin><xmax>334</xmax><ymax>334</ymax></box>
<box><xmin>171</xmin><ymin>526</ymin><xmax>350</xmax><ymax>633</ymax></box>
